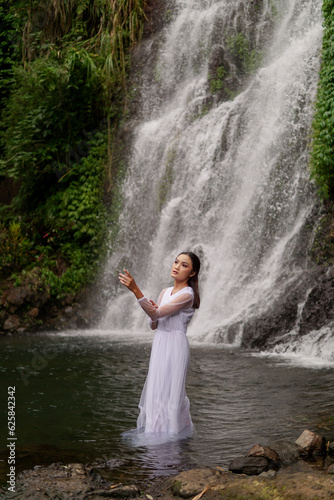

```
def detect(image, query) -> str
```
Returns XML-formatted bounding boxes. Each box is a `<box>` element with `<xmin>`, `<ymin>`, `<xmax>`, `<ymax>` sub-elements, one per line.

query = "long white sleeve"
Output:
<box><xmin>138</xmin><ymin>291</ymin><xmax>193</xmax><ymax>323</ymax></box>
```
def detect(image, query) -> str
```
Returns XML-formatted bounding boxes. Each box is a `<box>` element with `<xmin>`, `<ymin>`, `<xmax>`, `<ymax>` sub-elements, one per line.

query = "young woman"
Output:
<box><xmin>119</xmin><ymin>252</ymin><xmax>200</xmax><ymax>438</ymax></box>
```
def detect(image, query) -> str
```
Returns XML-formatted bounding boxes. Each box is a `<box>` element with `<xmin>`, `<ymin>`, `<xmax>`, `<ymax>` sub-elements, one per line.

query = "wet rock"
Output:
<box><xmin>3</xmin><ymin>314</ymin><xmax>20</xmax><ymax>330</ymax></box>
<box><xmin>171</xmin><ymin>468</ymin><xmax>220</xmax><ymax>498</ymax></box>
<box><xmin>295</xmin><ymin>429</ymin><xmax>326</xmax><ymax>456</ymax></box>
<box><xmin>247</xmin><ymin>444</ymin><xmax>279</xmax><ymax>462</ymax></box>
<box><xmin>76</xmin><ymin>315</ymin><xmax>90</xmax><ymax>329</ymax></box>
<box><xmin>329</xmin><ymin>441</ymin><xmax>334</xmax><ymax>456</ymax></box>
<box><xmin>6</xmin><ymin>286</ymin><xmax>31</xmax><ymax>306</ymax></box>
<box><xmin>142</xmin><ymin>0</ymin><xmax>166</xmax><ymax>39</ymax></box>
<box><xmin>269</xmin><ymin>440</ymin><xmax>300</xmax><ymax>465</ymax></box>
<box><xmin>68</xmin><ymin>463</ymin><xmax>87</xmax><ymax>477</ymax></box>
<box><xmin>228</xmin><ymin>456</ymin><xmax>269</xmax><ymax>475</ymax></box>
<box><xmin>240</xmin><ymin>261</ymin><xmax>334</xmax><ymax>350</ymax></box>
<box><xmin>1</xmin><ymin>268</ymin><xmax>51</xmax><ymax>333</ymax></box>
<box><xmin>27</xmin><ymin>307</ymin><xmax>39</xmax><ymax>318</ymax></box>
<box><xmin>298</xmin><ymin>272</ymin><xmax>334</xmax><ymax>335</ymax></box>
<box><xmin>241</xmin><ymin>292</ymin><xmax>299</xmax><ymax>349</ymax></box>
<box><xmin>327</xmin><ymin>464</ymin><xmax>334</xmax><ymax>474</ymax></box>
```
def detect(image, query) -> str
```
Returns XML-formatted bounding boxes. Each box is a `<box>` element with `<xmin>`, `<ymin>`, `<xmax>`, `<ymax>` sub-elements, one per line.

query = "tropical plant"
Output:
<box><xmin>310</xmin><ymin>0</ymin><xmax>334</xmax><ymax>199</ymax></box>
<box><xmin>0</xmin><ymin>0</ymin><xmax>146</xmax><ymax>300</ymax></box>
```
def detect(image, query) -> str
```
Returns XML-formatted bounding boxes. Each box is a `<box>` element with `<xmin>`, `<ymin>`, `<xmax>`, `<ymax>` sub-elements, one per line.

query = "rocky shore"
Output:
<box><xmin>1</xmin><ymin>429</ymin><xmax>334</xmax><ymax>500</ymax></box>
<box><xmin>0</xmin><ymin>269</ymin><xmax>103</xmax><ymax>335</ymax></box>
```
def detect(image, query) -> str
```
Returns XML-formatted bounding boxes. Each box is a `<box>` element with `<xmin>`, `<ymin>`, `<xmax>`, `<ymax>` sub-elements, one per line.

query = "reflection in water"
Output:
<box><xmin>136</xmin><ymin>439</ymin><xmax>194</xmax><ymax>477</ymax></box>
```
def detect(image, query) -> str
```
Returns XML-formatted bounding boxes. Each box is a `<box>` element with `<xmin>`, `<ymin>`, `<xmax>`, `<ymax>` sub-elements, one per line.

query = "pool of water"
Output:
<box><xmin>1</xmin><ymin>329</ymin><xmax>333</xmax><ymax>487</ymax></box>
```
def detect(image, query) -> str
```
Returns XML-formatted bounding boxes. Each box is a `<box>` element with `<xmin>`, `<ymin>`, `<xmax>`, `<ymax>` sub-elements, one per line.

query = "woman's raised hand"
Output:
<box><xmin>119</xmin><ymin>269</ymin><xmax>135</xmax><ymax>290</ymax></box>
<box><xmin>118</xmin><ymin>269</ymin><xmax>144</xmax><ymax>299</ymax></box>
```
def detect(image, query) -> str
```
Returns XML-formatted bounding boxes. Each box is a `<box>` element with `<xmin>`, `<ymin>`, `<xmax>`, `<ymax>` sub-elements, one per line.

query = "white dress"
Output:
<box><xmin>136</xmin><ymin>286</ymin><xmax>195</xmax><ymax>437</ymax></box>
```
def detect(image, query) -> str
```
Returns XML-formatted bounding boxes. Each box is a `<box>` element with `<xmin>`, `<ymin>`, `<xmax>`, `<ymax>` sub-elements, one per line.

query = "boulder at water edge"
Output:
<box><xmin>228</xmin><ymin>456</ymin><xmax>269</xmax><ymax>475</ymax></box>
<box><xmin>247</xmin><ymin>444</ymin><xmax>279</xmax><ymax>462</ymax></box>
<box><xmin>269</xmin><ymin>440</ymin><xmax>300</xmax><ymax>465</ymax></box>
<box><xmin>295</xmin><ymin>429</ymin><xmax>326</xmax><ymax>456</ymax></box>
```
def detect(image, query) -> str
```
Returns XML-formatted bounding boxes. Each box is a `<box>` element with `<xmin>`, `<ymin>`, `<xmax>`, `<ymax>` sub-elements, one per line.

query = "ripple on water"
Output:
<box><xmin>0</xmin><ymin>333</ymin><xmax>333</xmax><ymax>486</ymax></box>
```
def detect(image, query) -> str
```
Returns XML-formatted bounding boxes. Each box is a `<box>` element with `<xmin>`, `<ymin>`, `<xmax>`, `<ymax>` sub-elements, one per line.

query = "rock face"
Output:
<box><xmin>0</xmin><ymin>268</ymin><xmax>50</xmax><ymax>331</ymax></box>
<box><xmin>297</xmin><ymin>271</ymin><xmax>334</xmax><ymax>335</ymax></box>
<box><xmin>0</xmin><ymin>269</ymin><xmax>103</xmax><ymax>334</ymax></box>
<box><xmin>241</xmin><ymin>265</ymin><xmax>334</xmax><ymax>349</ymax></box>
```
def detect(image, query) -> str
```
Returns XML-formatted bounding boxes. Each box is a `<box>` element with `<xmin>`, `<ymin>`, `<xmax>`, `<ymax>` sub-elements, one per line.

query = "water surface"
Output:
<box><xmin>1</xmin><ymin>330</ymin><xmax>333</xmax><ymax>487</ymax></box>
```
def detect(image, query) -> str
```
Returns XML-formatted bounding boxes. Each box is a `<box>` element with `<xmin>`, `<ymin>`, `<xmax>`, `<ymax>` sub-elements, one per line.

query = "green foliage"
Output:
<box><xmin>0</xmin><ymin>53</ymin><xmax>101</xmax><ymax>209</ymax></box>
<box><xmin>227</xmin><ymin>33</ymin><xmax>262</xmax><ymax>74</ymax></box>
<box><xmin>0</xmin><ymin>132</ymin><xmax>108</xmax><ymax>298</ymax></box>
<box><xmin>0</xmin><ymin>220</ymin><xmax>32</xmax><ymax>273</ymax></box>
<box><xmin>0</xmin><ymin>0</ymin><xmax>146</xmax><ymax>301</ymax></box>
<box><xmin>310</xmin><ymin>0</ymin><xmax>334</xmax><ymax>199</ymax></box>
<box><xmin>0</xmin><ymin>1</ymin><xmax>22</xmax><ymax>107</ymax></box>
<box><xmin>310</xmin><ymin>204</ymin><xmax>334</xmax><ymax>266</ymax></box>
<box><xmin>210</xmin><ymin>65</ymin><xmax>227</xmax><ymax>93</ymax></box>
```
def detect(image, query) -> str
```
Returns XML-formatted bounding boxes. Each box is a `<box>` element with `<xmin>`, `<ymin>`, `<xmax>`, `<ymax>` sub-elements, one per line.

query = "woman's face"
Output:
<box><xmin>171</xmin><ymin>254</ymin><xmax>195</xmax><ymax>283</ymax></box>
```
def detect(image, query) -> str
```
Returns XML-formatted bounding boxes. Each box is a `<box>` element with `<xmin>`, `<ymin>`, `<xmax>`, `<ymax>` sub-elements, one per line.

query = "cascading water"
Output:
<box><xmin>101</xmin><ymin>0</ymin><xmax>328</xmax><ymax>360</ymax></box>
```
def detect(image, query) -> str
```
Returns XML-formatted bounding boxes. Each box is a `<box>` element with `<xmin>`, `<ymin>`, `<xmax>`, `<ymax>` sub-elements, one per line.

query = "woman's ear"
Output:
<box><xmin>189</xmin><ymin>271</ymin><xmax>196</xmax><ymax>278</ymax></box>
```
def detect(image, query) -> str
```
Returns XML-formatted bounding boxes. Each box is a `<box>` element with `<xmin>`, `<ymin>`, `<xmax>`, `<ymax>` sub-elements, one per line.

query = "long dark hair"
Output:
<box><xmin>178</xmin><ymin>251</ymin><xmax>201</xmax><ymax>309</ymax></box>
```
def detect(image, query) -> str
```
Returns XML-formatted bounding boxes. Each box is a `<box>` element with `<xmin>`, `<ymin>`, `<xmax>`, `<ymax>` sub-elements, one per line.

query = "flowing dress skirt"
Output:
<box><xmin>137</xmin><ymin>329</ymin><xmax>193</xmax><ymax>436</ymax></box>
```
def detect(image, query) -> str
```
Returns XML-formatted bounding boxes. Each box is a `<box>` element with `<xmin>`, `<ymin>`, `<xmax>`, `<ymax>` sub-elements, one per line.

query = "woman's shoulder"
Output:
<box><xmin>173</xmin><ymin>286</ymin><xmax>194</xmax><ymax>297</ymax></box>
<box><xmin>158</xmin><ymin>287</ymin><xmax>172</xmax><ymax>300</ymax></box>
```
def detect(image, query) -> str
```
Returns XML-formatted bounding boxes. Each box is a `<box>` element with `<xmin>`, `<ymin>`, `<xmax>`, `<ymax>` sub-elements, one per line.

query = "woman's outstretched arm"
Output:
<box><xmin>118</xmin><ymin>269</ymin><xmax>159</xmax><ymax>329</ymax></box>
<box><xmin>119</xmin><ymin>269</ymin><xmax>193</xmax><ymax>323</ymax></box>
<box><xmin>138</xmin><ymin>293</ymin><xmax>193</xmax><ymax>321</ymax></box>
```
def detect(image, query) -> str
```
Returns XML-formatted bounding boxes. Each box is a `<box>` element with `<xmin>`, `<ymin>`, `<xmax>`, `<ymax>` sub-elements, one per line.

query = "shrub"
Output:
<box><xmin>310</xmin><ymin>0</ymin><xmax>334</xmax><ymax>199</ymax></box>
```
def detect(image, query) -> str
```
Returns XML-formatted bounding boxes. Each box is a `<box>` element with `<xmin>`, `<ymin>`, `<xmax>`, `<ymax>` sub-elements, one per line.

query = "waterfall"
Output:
<box><xmin>101</xmin><ymin>0</ymin><xmax>324</xmax><ymax>351</ymax></box>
